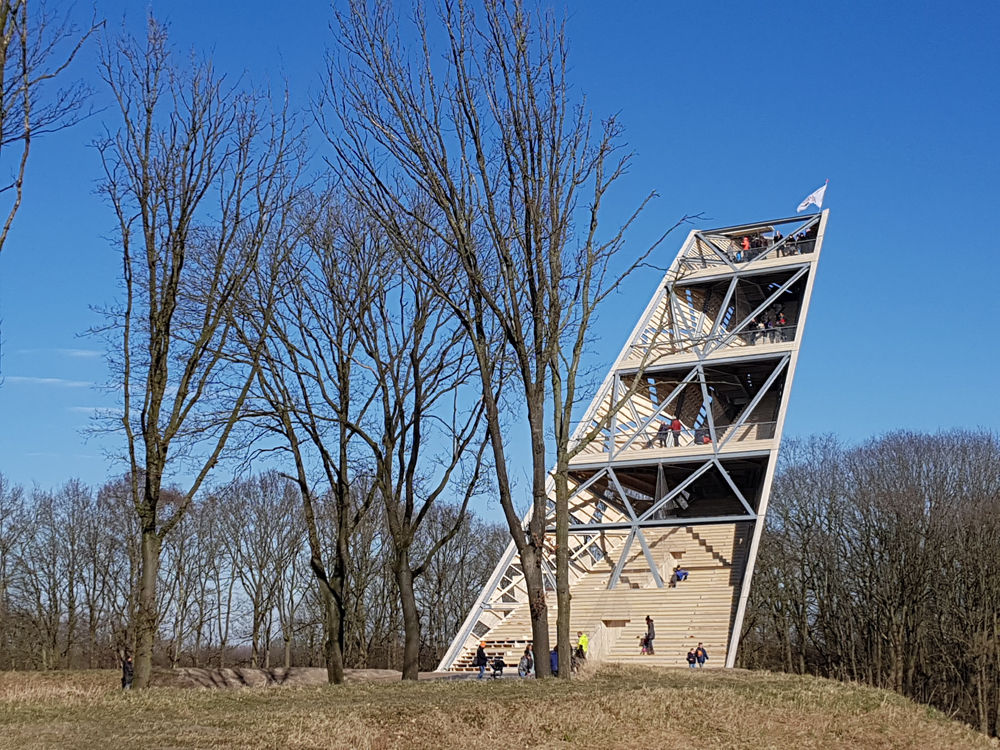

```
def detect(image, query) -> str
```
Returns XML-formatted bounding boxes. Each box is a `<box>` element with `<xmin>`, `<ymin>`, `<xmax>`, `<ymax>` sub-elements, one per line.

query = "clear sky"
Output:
<box><xmin>1</xmin><ymin>0</ymin><xmax>998</xmax><ymax>493</ymax></box>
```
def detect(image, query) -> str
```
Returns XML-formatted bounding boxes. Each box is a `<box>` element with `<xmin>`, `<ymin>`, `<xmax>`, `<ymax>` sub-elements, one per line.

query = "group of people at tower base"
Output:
<box><xmin>472</xmin><ymin>631</ymin><xmax>590</xmax><ymax>679</ymax></box>
<box><xmin>472</xmin><ymin>617</ymin><xmax>707</xmax><ymax>679</ymax></box>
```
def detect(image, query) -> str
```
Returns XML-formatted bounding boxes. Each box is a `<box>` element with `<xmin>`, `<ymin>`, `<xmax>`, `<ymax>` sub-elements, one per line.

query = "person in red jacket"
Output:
<box><xmin>670</xmin><ymin>417</ymin><xmax>682</xmax><ymax>447</ymax></box>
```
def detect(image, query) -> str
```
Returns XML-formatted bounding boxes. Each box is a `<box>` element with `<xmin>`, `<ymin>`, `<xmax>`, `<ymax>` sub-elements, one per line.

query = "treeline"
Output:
<box><xmin>0</xmin><ymin>471</ymin><xmax>506</xmax><ymax>673</ymax></box>
<box><xmin>740</xmin><ymin>430</ymin><xmax>1000</xmax><ymax>736</ymax></box>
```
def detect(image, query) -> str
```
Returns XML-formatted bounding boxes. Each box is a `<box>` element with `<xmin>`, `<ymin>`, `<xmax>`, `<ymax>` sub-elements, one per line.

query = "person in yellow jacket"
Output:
<box><xmin>576</xmin><ymin>631</ymin><xmax>589</xmax><ymax>658</ymax></box>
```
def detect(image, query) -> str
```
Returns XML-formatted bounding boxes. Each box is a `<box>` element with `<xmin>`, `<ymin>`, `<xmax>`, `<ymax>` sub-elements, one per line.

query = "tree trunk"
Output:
<box><xmin>134</xmin><ymin>527</ymin><xmax>161</xmax><ymax>689</ymax></box>
<box><xmin>554</xmin><ymin>464</ymin><xmax>571</xmax><ymax>678</ymax></box>
<box><xmin>521</xmin><ymin>548</ymin><xmax>550</xmax><ymax>677</ymax></box>
<box><xmin>320</xmin><ymin>581</ymin><xmax>344</xmax><ymax>684</ymax></box>
<box><xmin>394</xmin><ymin>555</ymin><xmax>421</xmax><ymax>681</ymax></box>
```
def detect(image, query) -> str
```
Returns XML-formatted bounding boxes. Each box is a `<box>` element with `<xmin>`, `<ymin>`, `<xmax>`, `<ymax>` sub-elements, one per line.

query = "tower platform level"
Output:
<box><xmin>439</xmin><ymin>210</ymin><xmax>828</xmax><ymax>672</ymax></box>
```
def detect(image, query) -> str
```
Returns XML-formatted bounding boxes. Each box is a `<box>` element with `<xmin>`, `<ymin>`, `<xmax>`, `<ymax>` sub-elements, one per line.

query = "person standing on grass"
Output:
<box><xmin>474</xmin><ymin>641</ymin><xmax>488</xmax><ymax>680</ymax></box>
<box><xmin>695</xmin><ymin>643</ymin><xmax>708</xmax><ymax>668</ymax></box>
<box><xmin>686</xmin><ymin>649</ymin><xmax>697</xmax><ymax>668</ymax></box>
<box><xmin>121</xmin><ymin>654</ymin><xmax>133</xmax><ymax>690</ymax></box>
<box><xmin>577</xmin><ymin>631</ymin><xmax>589</xmax><ymax>658</ymax></box>
<box><xmin>518</xmin><ymin>644</ymin><xmax>534</xmax><ymax>677</ymax></box>
<box><xmin>644</xmin><ymin>616</ymin><xmax>656</xmax><ymax>655</ymax></box>
<box><xmin>550</xmin><ymin>645</ymin><xmax>559</xmax><ymax>676</ymax></box>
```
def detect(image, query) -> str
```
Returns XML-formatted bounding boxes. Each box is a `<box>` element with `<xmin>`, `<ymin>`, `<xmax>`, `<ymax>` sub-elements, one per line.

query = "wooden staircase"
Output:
<box><xmin>449</xmin><ymin>523</ymin><xmax>748</xmax><ymax>672</ymax></box>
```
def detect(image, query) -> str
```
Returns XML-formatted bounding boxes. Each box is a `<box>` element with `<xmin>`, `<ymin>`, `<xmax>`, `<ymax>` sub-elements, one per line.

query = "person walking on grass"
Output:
<box><xmin>121</xmin><ymin>653</ymin><xmax>133</xmax><ymax>690</ymax></box>
<box><xmin>644</xmin><ymin>616</ymin><xmax>656</xmax><ymax>655</ymax></box>
<box><xmin>695</xmin><ymin>642</ymin><xmax>708</xmax><ymax>668</ymax></box>
<box><xmin>474</xmin><ymin>641</ymin><xmax>488</xmax><ymax>680</ymax></box>
<box><xmin>686</xmin><ymin>649</ymin><xmax>697</xmax><ymax>668</ymax></box>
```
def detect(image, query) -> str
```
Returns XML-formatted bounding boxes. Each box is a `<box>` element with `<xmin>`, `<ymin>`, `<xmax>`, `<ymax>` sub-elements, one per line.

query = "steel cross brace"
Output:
<box><xmin>706</xmin><ymin>265</ymin><xmax>809</xmax><ymax>355</ymax></box>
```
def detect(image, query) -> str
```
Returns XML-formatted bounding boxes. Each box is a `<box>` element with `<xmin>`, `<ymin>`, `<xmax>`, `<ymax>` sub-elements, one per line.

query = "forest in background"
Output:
<box><xmin>740</xmin><ymin>430</ymin><xmax>1000</xmax><ymax>737</ymax></box>
<box><xmin>3</xmin><ymin>429</ymin><xmax>1000</xmax><ymax>737</ymax></box>
<box><xmin>0</xmin><ymin>470</ymin><xmax>506</xmax><ymax>673</ymax></box>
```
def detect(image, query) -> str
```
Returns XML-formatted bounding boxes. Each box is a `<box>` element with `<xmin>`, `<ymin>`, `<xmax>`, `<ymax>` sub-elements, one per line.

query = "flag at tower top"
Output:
<box><xmin>797</xmin><ymin>181</ymin><xmax>828</xmax><ymax>212</ymax></box>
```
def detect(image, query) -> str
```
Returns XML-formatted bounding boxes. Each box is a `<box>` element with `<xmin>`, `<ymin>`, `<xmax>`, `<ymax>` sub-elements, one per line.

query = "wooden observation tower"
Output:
<box><xmin>438</xmin><ymin>210</ymin><xmax>828</xmax><ymax>671</ymax></box>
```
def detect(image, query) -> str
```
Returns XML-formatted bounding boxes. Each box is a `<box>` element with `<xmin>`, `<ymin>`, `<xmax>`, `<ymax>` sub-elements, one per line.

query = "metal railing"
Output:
<box><xmin>678</xmin><ymin>234</ymin><xmax>816</xmax><ymax>272</ymax></box>
<box><xmin>622</xmin><ymin>420</ymin><xmax>778</xmax><ymax>452</ymax></box>
<box><xmin>627</xmin><ymin>324</ymin><xmax>797</xmax><ymax>359</ymax></box>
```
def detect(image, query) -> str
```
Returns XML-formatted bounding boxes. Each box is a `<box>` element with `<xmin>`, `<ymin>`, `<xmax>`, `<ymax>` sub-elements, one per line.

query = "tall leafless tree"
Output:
<box><xmin>327</xmin><ymin>0</ymin><xmax>678</xmax><ymax>676</ymax></box>
<box><xmin>334</xmin><ymin>205</ymin><xmax>492</xmax><ymax>680</ymax></box>
<box><xmin>93</xmin><ymin>18</ymin><xmax>306</xmax><ymax>688</ymax></box>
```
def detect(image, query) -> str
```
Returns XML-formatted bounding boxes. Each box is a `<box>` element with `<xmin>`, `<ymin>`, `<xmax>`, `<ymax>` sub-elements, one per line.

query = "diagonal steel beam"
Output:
<box><xmin>706</xmin><ymin>266</ymin><xmax>809</xmax><ymax>355</ymax></box>
<box><xmin>712</xmin><ymin>457</ymin><xmax>757</xmax><ymax>516</ymax></box>
<box><xmin>693</xmin><ymin>232</ymin><xmax>739</xmax><ymax>272</ymax></box>
<box><xmin>707</xmin><ymin>276</ymin><xmax>740</xmax><ymax>341</ymax></box>
<box><xmin>608</xmin><ymin>468</ymin><xmax>638</xmax><ymax>521</ymax></box>
<box><xmin>635</xmin><ymin>527</ymin><xmax>665</xmax><ymax>588</ymax></box>
<box><xmin>743</xmin><ymin>214</ymin><xmax>821</xmax><ymax>266</ymax></box>
<box><xmin>615</xmin><ymin>366</ymin><xmax>701</xmax><ymax>456</ymax></box>
<box><xmin>562</xmin><ymin>469</ymin><xmax>608</xmax><ymax>510</ymax></box>
<box><xmin>697</xmin><ymin>364</ymin><xmax>719</xmax><ymax>446</ymax></box>
<box><xmin>718</xmin><ymin>354</ymin><xmax>790</xmax><ymax>450</ymax></box>
<box><xmin>607</xmin><ymin>528</ymin><xmax>636</xmax><ymax>590</ymax></box>
<box><xmin>638</xmin><ymin>460</ymin><xmax>716</xmax><ymax>521</ymax></box>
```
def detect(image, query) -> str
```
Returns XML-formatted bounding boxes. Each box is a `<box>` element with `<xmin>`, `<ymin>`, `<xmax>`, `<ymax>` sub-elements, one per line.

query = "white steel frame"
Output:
<box><xmin>437</xmin><ymin>210</ymin><xmax>828</xmax><ymax>672</ymax></box>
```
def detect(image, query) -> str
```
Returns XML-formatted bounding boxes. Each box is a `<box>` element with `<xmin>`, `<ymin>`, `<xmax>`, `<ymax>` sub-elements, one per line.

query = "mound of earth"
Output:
<box><xmin>152</xmin><ymin>666</ymin><xmax>414</xmax><ymax>688</ymax></box>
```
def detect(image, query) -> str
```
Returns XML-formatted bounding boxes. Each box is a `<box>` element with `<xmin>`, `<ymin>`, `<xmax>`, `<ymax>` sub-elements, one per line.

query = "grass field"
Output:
<box><xmin>0</xmin><ymin>664</ymin><xmax>993</xmax><ymax>749</ymax></box>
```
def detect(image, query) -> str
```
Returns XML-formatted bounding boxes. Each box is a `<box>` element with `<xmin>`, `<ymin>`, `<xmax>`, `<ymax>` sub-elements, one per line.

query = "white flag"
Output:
<box><xmin>797</xmin><ymin>181</ymin><xmax>827</xmax><ymax>212</ymax></box>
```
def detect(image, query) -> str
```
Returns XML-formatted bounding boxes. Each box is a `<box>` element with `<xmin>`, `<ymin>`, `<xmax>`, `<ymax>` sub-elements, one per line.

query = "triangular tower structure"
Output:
<box><xmin>438</xmin><ymin>210</ymin><xmax>828</xmax><ymax>671</ymax></box>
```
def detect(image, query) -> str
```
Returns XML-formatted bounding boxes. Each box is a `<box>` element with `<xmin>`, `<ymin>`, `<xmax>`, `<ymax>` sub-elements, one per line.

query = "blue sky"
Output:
<box><xmin>1</xmin><ymin>0</ymin><xmax>998</xmax><ymax>494</ymax></box>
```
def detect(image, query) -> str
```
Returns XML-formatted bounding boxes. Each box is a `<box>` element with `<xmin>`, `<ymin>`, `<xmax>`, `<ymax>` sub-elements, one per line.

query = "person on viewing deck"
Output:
<box><xmin>675</xmin><ymin>566</ymin><xmax>689</xmax><ymax>582</ymax></box>
<box><xmin>644</xmin><ymin>616</ymin><xmax>656</xmax><ymax>655</ymax></box>
<box><xmin>695</xmin><ymin>643</ymin><xmax>708</xmax><ymax>668</ymax></box>
<box><xmin>655</xmin><ymin>420</ymin><xmax>670</xmax><ymax>448</ymax></box>
<box><xmin>670</xmin><ymin>417</ymin><xmax>682</xmax><ymax>447</ymax></box>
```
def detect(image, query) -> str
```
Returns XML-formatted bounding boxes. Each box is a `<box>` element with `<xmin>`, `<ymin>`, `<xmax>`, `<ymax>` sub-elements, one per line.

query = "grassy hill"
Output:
<box><xmin>0</xmin><ymin>664</ymin><xmax>993</xmax><ymax>749</ymax></box>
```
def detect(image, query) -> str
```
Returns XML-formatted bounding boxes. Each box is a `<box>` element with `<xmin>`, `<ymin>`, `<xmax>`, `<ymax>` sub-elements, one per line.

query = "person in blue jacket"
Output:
<box><xmin>550</xmin><ymin>645</ymin><xmax>559</xmax><ymax>676</ymax></box>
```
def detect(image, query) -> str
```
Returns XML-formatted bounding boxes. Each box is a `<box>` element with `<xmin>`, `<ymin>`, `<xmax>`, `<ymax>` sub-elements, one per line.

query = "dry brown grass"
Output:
<box><xmin>0</xmin><ymin>664</ymin><xmax>994</xmax><ymax>749</ymax></box>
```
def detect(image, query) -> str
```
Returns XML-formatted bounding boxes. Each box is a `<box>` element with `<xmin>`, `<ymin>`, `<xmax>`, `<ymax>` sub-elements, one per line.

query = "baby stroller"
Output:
<box><xmin>490</xmin><ymin>655</ymin><xmax>506</xmax><ymax>679</ymax></box>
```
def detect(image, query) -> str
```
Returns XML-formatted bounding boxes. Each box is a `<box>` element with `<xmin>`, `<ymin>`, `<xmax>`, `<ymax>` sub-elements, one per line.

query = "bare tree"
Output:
<box><xmin>335</xmin><ymin>206</ymin><xmax>492</xmax><ymax>680</ymax></box>
<box><xmin>93</xmin><ymin>18</ymin><xmax>306</xmax><ymax>687</ymax></box>
<box><xmin>742</xmin><ymin>430</ymin><xmax>1000</xmax><ymax>738</ymax></box>
<box><xmin>327</xmin><ymin>0</ymin><xmax>675</xmax><ymax>676</ymax></box>
<box><xmin>0</xmin><ymin>0</ymin><xmax>95</xmax><ymax>258</ymax></box>
<box><xmin>231</xmin><ymin>193</ymin><xmax>380</xmax><ymax>683</ymax></box>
